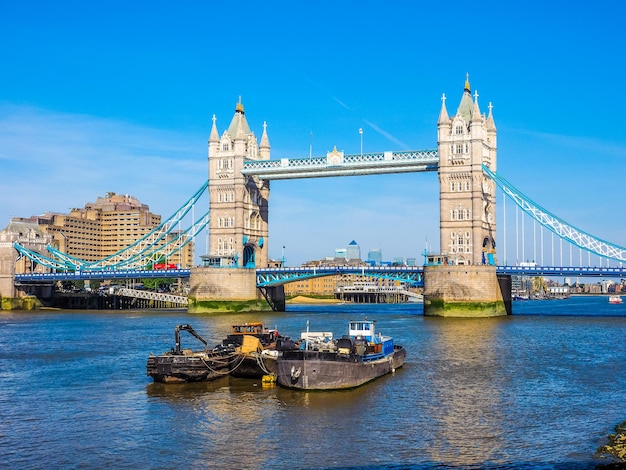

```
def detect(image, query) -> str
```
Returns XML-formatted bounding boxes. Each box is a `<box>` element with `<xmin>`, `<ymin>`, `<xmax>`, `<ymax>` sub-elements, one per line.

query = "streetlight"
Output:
<box><xmin>359</xmin><ymin>128</ymin><xmax>363</xmax><ymax>157</ymax></box>
<box><xmin>281</xmin><ymin>246</ymin><xmax>286</xmax><ymax>267</ymax></box>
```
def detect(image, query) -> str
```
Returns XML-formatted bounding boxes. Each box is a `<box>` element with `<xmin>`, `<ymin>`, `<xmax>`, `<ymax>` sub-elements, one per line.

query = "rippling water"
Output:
<box><xmin>0</xmin><ymin>296</ymin><xmax>625</xmax><ymax>469</ymax></box>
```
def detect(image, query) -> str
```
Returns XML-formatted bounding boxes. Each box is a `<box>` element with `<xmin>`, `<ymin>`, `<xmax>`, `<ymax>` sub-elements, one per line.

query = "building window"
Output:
<box><xmin>455</xmin><ymin>124</ymin><xmax>463</xmax><ymax>135</ymax></box>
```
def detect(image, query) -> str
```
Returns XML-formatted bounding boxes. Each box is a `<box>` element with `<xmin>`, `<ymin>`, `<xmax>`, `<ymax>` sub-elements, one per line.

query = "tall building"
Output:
<box><xmin>18</xmin><ymin>192</ymin><xmax>193</xmax><ymax>268</ymax></box>
<box><xmin>346</xmin><ymin>240</ymin><xmax>361</xmax><ymax>261</ymax></box>
<box><xmin>367</xmin><ymin>249</ymin><xmax>382</xmax><ymax>266</ymax></box>
<box><xmin>436</xmin><ymin>75</ymin><xmax>497</xmax><ymax>265</ymax></box>
<box><xmin>206</xmin><ymin>100</ymin><xmax>270</xmax><ymax>268</ymax></box>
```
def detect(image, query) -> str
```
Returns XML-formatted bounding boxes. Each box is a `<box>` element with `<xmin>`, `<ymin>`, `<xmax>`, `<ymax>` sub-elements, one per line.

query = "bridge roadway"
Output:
<box><xmin>14</xmin><ymin>268</ymin><xmax>192</xmax><ymax>283</ymax></box>
<box><xmin>14</xmin><ymin>265</ymin><xmax>626</xmax><ymax>287</ymax></box>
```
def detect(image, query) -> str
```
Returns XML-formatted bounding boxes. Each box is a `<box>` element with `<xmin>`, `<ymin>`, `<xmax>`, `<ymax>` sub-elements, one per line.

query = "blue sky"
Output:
<box><xmin>1</xmin><ymin>1</ymin><xmax>626</xmax><ymax>266</ymax></box>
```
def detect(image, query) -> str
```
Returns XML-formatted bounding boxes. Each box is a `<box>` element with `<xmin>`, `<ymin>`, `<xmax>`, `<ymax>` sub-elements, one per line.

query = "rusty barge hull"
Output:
<box><xmin>147</xmin><ymin>353</ymin><xmax>233</xmax><ymax>383</ymax></box>
<box><xmin>275</xmin><ymin>345</ymin><xmax>406</xmax><ymax>390</ymax></box>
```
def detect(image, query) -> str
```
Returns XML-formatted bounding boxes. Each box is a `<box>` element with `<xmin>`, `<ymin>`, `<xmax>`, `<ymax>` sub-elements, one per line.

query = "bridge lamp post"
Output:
<box><xmin>359</xmin><ymin>128</ymin><xmax>363</xmax><ymax>157</ymax></box>
<box><xmin>282</xmin><ymin>245</ymin><xmax>286</xmax><ymax>267</ymax></box>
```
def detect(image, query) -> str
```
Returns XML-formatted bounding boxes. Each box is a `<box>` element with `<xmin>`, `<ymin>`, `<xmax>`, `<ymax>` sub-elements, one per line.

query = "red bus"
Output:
<box><xmin>153</xmin><ymin>263</ymin><xmax>179</xmax><ymax>270</ymax></box>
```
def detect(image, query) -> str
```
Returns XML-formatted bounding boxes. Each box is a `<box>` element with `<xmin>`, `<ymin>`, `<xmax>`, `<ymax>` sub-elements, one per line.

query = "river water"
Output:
<box><xmin>1</xmin><ymin>296</ymin><xmax>624</xmax><ymax>469</ymax></box>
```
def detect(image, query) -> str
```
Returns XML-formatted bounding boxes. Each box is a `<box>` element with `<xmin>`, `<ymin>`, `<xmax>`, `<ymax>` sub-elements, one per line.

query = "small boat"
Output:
<box><xmin>609</xmin><ymin>295</ymin><xmax>623</xmax><ymax>304</ymax></box>
<box><xmin>147</xmin><ymin>324</ymin><xmax>237</xmax><ymax>383</ymax></box>
<box><xmin>275</xmin><ymin>319</ymin><xmax>406</xmax><ymax>390</ymax></box>
<box><xmin>223</xmin><ymin>322</ymin><xmax>288</xmax><ymax>378</ymax></box>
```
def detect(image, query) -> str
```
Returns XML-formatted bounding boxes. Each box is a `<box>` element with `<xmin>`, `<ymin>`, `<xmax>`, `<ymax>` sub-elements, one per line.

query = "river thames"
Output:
<box><xmin>1</xmin><ymin>296</ymin><xmax>624</xmax><ymax>469</ymax></box>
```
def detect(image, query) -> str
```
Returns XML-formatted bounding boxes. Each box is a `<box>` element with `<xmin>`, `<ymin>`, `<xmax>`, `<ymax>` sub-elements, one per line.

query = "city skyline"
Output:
<box><xmin>2</xmin><ymin>2</ymin><xmax>626</xmax><ymax>266</ymax></box>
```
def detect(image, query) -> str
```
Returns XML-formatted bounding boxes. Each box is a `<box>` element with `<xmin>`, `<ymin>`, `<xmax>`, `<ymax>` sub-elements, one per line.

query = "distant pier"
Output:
<box><xmin>335</xmin><ymin>282</ymin><xmax>423</xmax><ymax>304</ymax></box>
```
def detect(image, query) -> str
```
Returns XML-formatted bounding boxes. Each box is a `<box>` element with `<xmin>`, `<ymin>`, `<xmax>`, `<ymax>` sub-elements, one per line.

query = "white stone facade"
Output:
<box><xmin>437</xmin><ymin>76</ymin><xmax>497</xmax><ymax>265</ymax></box>
<box><xmin>207</xmin><ymin>101</ymin><xmax>270</xmax><ymax>268</ymax></box>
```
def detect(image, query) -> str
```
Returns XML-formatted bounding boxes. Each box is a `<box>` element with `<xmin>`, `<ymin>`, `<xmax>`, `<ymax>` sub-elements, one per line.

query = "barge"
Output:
<box><xmin>147</xmin><ymin>324</ymin><xmax>236</xmax><ymax>383</ymax></box>
<box><xmin>275</xmin><ymin>319</ymin><xmax>406</xmax><ymax>390</ymax></box>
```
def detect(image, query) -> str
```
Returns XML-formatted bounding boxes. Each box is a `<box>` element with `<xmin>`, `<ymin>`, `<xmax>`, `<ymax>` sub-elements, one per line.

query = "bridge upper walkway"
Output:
<box><xmin>241</xmin><ymin>149</ymin><xmax>439</xmax><ymax>179</ymax></box>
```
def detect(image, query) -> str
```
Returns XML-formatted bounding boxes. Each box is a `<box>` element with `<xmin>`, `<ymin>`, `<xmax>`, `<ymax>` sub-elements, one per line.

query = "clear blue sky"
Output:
<box><xmin>1</xmin><ymin>1</ymin><xmax>625</xmax><ymax>266</ymax></box>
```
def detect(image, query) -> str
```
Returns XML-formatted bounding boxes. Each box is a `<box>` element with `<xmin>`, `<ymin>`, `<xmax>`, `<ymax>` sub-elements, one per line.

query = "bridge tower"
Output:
<box><xmin>206</xmin><ymin>100</ymin><xmax>270</xmax><ymax>268</ymax></box>
<box><xmin>437</xmin><ymin>74</ymin><xmax>497</xmax><ymax>265</ymax></box>
<box><xmin>0</xmin><ymin>220</ymin><xmax>53</xmax><ymax>309</ymax></box>
<box><xmin>188</xmin><ymin>100</ymin><xmax>277</xmax><ymax>312</ymax></box>
<box><xmin>423</xmin><ymin>76</ymin><xmax>509</xmax><ymax>317</ymax></box>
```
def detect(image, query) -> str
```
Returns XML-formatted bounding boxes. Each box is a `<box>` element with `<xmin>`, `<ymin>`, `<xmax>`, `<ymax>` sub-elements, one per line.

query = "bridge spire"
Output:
<box><xmin>457</xmin><ymin>74</ymin><xmax>473</xmax><ymax>123</ymax></box>
<box><xmin>209</xmin><ymin>114</ymin><xmax>219</xmax><ymax>143</ymax></box>
<box><xmin>260</xmin><ymin>121</ymin><xmax>270</xmax><ymax>159</ymax></box>
<box><xmin>438</xmin><ymin>93</ymin><xmax>449</xmax><ymax>124</ymax></box>
<box><xmin>486</xmin><ymin>102</ymin><xmax>496</xmax><ymax>131</ymax></box>
<box><xmin>471</xmin><ymin>89</ymin><xmax>482</xmax><ymax>123</ymax></box>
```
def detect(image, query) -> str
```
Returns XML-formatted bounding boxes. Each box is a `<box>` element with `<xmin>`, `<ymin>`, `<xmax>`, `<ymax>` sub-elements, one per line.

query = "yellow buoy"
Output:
<box><xmin>262</xmin><ymin>374</ymin><xmax>276</xmax><ymax>385</ymax></box>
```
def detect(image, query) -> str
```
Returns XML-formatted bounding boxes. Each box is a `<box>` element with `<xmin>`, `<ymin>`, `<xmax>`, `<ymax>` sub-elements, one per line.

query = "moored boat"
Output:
<box><xmin>609</xmin><ymin>295</ymin><xmax>623</xmax><ymax>304</ymax></box>
<box><xmin>224</xmin><ymin>322</ymin><xmax>288</xmax><ymax>378</ymax></box>
<box><xmin>275</xmin><ymin>319</ymin><xmax>406</xmax><ymax>390</ymax></box>
<box><xmin>147</xmin><ymin>324</ymin><xmax>237</xmax><ymax>383</ymax></box>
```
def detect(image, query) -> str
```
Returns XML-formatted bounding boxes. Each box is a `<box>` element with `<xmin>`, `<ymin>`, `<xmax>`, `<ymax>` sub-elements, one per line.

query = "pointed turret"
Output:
<box><xmin>227</xmin><ymin>98</ymin><xmax>251</xmax><ymax>139</ymax></box>
<box><xmin>471</xmin><ymin>90</ymin><xmax>481</xmax><ymax>122</ymax></box>
<box><xmin>457</xmin><ymin>73</ymin><xmax>473</xmax><ymax>123</ymax></box>
<box><xmin>260</xmin><ymin>121</ymin><xmax>270</xmax><ymax>160</ymax></box>
<box><xmin>438</xmin><ymin>93</ymin><xmax>449</xmax><ymax>124</ymax></box>
<box><xmin>208</xmin><ymin>114</ymin><xmax>220</xmax><ymax>162</ymax></box>
<box><xmin>209</xmin><ymin>114</ymin><xmax>219</xmax><ymax>143</ymax></box>
<box><xmin>486</xmin><ymin>102</ymin><xmax>496</xmax><ymax>131</ymax></box>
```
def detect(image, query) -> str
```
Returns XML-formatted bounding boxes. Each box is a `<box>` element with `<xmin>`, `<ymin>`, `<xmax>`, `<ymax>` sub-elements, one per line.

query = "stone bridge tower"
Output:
<box><xmin>188</xmin><ymin>100</ymin><xmax>277</xmax><ymax>313</ymax></box>
<box><xmin>206</xmin><ymin>100</ymin><xmax>270</xmax><ymax>268</ymax></box>
<box><xmin>424</xmin><ymin>76</ymin><xmax>508</xmax><ymax>317</ymax></box>
<box><xmin>0</xmin><ymin>220</ymin><xmax>53</xmax><ymax>308</ymax></box>
<box><xmin>436</xmin><ymin>75</ymin><xmax>497</xmax><ymax>265</ymax></box>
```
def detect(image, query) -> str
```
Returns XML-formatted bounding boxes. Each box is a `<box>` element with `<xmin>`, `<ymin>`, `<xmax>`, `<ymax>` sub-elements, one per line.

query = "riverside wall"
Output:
<box><xmin>423</xmin><ymin>265</ymin><xmax>510</xmax><ymax>317</ymax></box>
<box><xmin>188</xmin><ymin>267</ymin><xmax>271</xmax><ymax>313</ymax></box>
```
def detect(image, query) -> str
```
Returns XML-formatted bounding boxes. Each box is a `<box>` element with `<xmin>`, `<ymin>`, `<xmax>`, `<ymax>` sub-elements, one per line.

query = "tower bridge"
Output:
<box><xmin>5</xmin><ymin>76</ymin><xmax>626</xmax><ymax>315</ymax></box>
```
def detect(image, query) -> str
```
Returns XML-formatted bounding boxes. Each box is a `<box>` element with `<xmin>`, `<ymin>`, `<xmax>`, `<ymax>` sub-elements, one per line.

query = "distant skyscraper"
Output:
<box><xmin>346</xmin><ymin>240</ymin><xmax>361</xmax><ymax>261</ymax></box>
<box><xmin>368</xmin><ymin>249</ymin><xmax>382</xmax><ymax>266</ymax></box>
<box><xmin>335</xmin><ymin>248</ymin><xmax>347</xmax><ymax>259</ymax></box>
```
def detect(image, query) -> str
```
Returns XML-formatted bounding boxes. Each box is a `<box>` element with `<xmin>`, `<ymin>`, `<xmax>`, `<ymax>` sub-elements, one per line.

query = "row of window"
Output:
<box><xmin>450</xmin><ymin>208</ymin><xmax>471</xmax><ymax>220</ymax></box>
<box><xmin>217</xmin><ymin>217</ymin><xmax>235</xmax><ymax>228</ymax></box>
<box><xmin>218</xmin><ymin>158</ymin><xmax>233</xmax><ymax>169</ymax></box>
<box><xmin>451</xmin><ymin>143</ymin><xmax>469</xmax><ymax>154</ymax></box>
<box><xmin>450</xmin><ymin>247</ymin><xmax>472</xmax><ymax>253</ymax></box>
<box><xmin>216</xmin><ymin>238</ymin><xmax>235</xmax><ymax>254</ymax></box>
<box><xmin>450</xmin><ymin>181</ymin><xmax>471</xmax><ymax>192</ymax></box>
<box><xmin>451</xmin><ymin>231</ymin><xmax>471</xmax><ymax>239</ymax></box>
<box><xmin>217</xmin><ymin>192</ymin><xmax>235</xmax><ymax>203</ymax></box>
